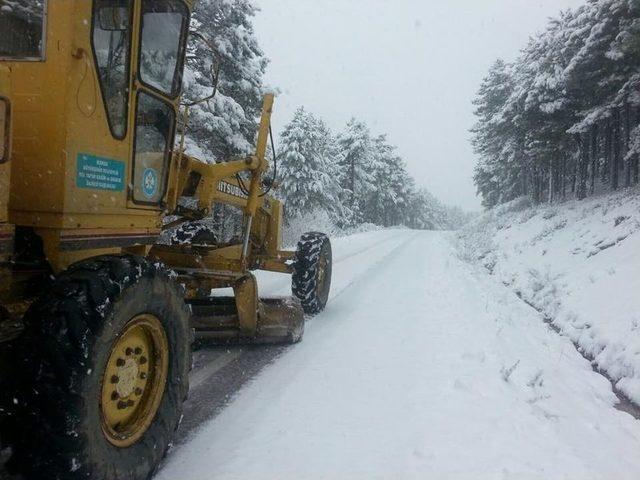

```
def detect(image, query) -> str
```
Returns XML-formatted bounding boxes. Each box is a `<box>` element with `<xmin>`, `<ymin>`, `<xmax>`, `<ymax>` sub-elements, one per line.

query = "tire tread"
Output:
<box><xmin>3</xmin><ymin>255</ymin><xmax>190</xmax><ymax>480</ymax></box>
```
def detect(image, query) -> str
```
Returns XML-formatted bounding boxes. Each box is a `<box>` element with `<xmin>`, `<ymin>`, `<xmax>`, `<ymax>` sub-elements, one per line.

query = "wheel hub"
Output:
<box><xmin>100</xmin><ymin>314</ymin><xmax>168</xmax><ymax>448</ymax></box>
<box><xmin>115</xmin><ymin>358</ymin><xmax>139</xmax><ymax>398</ymax></box>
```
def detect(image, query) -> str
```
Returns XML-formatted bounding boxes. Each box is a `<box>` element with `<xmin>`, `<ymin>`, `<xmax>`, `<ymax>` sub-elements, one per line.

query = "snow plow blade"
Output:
<box><xmin>189</xmin><ymin>296</ymin><xmax>304</xmax><ymax>345</ymax></box>
<box><xmin>254</xmin><ymin>297</ymin><xmax>305</xmax><ymax>344</ymax></box>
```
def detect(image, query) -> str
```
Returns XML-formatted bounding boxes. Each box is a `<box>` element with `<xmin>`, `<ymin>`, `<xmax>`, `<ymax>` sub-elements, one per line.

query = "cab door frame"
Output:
<box><xmin>126</xmin><ymin>0</ymin><xmax>190</xmax><ymax>211</ymax></box>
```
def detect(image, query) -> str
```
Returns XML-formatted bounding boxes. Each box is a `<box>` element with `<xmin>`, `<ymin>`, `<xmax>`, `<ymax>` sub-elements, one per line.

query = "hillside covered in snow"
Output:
<box><xmin>458</xmin><ymin>187</ymin><xmax>640</xmax><ymax>405</ymax></box>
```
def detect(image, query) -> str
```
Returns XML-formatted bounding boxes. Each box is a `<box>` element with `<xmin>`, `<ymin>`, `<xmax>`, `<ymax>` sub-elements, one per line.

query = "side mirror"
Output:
<box><xmin>98</xmin><ymin>7</ymin><xmax>128</xmax><ymax>31</ymax></box>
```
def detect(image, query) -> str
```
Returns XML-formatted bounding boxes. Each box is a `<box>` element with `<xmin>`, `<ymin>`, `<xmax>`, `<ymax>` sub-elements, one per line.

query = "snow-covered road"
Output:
<box><xmin>158</xmin><ymin>230</ymin><xmax>640</xmax><ymax>480</ymax></box>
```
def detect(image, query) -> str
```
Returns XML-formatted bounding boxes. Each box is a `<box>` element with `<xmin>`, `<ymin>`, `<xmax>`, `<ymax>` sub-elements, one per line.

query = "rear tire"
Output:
<box><xmin>3</xmin><ymin>255</ymin><xmax>191</xmax><ymax>480</ymax></box>
<box><xmin>292</xmin><ymin>232</ymin><xmax>332</xmax><ymax>315</ymax></box>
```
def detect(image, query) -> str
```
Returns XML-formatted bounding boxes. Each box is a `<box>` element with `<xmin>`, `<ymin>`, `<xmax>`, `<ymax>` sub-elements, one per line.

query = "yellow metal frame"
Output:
<box><xmin>0</xmin><ymin>1</ymin><xmax>296</xmax><ymax>340</ymax></box>
<box><xmin>153</xmin><ymin>94</ymin><xmax>294</xmax><ymax>273</ymax></box>
<box><xmin>0</xmin><ymin>1</ymin><xmax>196</xmax><ymax>270</ymax></box>
<box><xmin>0</xmin><ymin>65</ymin><xmax>11</xmax><ymax>225</ymax></box>
<box><xmin>0</xmin><ymin>1</ymin><xmax>291</xmax><ymax>272</ymax></box>
<box><xmin>0</xmin><ymin>63</ymin><xmax>13</xmax><ymax>304</ymax></box>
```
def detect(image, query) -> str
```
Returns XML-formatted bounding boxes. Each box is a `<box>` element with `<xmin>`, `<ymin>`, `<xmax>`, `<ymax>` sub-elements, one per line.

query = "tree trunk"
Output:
<box><xmin>349</xmin><ymin>157</ymin><xmax>356</xmax><ymax>207</ymax></box>
<box><xmin>603</xmin><ymin>118</ymin><xmax>612</xmax><ymax>185</ymax></box>
<box><xmin>561</xmin><ymin>153</ymin><xmax>567</xmax><ymax>199</ymax></box>
<box><xmin>571</xmin><ymin>155</ymin><xmax>577</xmax><ymax>194</ymax></box>
<box><xmin>577</xmin><ymin>134</ymin><xmax>588</xmax><ymax>200</ymax></box>
<box><xmin>590</xmin><ymin>125</ymin><xmax>598</xmax><ymax>194</ymax></box>
<box><xmin>611</xmin><ymin>108</ymin><xmax>620</xmax><ymax>190</ymax></box>
<box><xmin>624</xmin><ymin>102</ymin><xmax>631</xmax><ymax>187</ymax></box>
<box><xmin>635</xmin><ymin>107</ymin><xmax>640</xmax><ymax>184</ymax></box>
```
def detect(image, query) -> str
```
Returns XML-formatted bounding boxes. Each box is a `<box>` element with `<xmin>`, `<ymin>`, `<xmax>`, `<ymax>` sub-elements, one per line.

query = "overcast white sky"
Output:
<box><xmin>253</xmin><ymin>0</ymin><xmax>585</xmax><ymax>211</ymax></box>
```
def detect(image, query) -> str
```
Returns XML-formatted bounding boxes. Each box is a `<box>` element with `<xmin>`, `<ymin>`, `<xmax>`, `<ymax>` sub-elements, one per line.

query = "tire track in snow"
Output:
<box><xmin>255</xmin><ymin>230</ymin><xmax>409</xmax><ymax>297</ymax></box>
<box><xmin>333</xmin><ymin>230</ymin><xmax>408</xmax><ymax>263</ymax></box>
<box><xmin>175</xmin><ymin>231</ymin><xmax>419</xmax><ymax>444</ymax></box>
<box><xmin>188</xmin><ymin>230</ymin><xmax>411</xmax><ymax>387</ymax></box>
<box><xmin>325</xmin><ymin>231</ymin><xmax>420</xmax><ymax>304</ymax></box>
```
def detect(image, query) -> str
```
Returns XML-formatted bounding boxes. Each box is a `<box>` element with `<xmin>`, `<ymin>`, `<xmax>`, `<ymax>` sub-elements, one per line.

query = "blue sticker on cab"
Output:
<box><xmin>76</xmin><ymin>153</ymin><xmax>125</xmax><ymax>192</ymax></box>
<box><xmin>142</xmin><ymin>167</ymin><xmax>158</xmax><ymax>198</ymax></box>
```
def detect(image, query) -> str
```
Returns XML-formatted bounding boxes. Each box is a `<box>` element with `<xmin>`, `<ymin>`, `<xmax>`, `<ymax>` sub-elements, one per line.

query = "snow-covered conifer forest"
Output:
<box><xmin>472</xmin><ymin>0</ymin><xmax>640</xmax><ymax>208</ymax></box>
<box><xmin>180</xmin><ymin>0</ymin><xmax>468</xmax><ymax>233</ymax></box>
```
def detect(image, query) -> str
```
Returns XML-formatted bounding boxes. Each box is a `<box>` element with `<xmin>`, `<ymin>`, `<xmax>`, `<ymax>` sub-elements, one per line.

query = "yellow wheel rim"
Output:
<box><xmin>100</xmin><ymin>314</ymin><xmax>169</xmax><ymax>448</ymax></box>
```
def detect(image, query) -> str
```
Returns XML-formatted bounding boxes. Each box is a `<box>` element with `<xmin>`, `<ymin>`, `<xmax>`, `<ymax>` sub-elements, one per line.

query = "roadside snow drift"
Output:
<box><xmin>459</xmin><ymin>188</ymin><xmax>640</xmax><ymax>406</ymax></box>
<box><xmin>158</xmin><ymin>230</ymin><xmax>640</xmax><ymax>480</ymax></box>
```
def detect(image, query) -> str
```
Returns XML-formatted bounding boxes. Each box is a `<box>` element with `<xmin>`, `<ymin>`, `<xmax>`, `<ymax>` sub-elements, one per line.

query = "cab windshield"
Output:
<box><xmin>139</xmin><ymin>0</ymin><xmax>189</xmax><ymax>98</ymax></box>
<box><xmin>0</xmin><ymin>0</ymin><xmax>46</xmax><ymax>60</ymax></box>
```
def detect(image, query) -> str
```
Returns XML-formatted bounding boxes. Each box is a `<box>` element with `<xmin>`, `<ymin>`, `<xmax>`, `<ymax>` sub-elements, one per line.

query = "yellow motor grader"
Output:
<box><xmin>0</xmin><ymin>1</ymin><xmax>332</xmax><ymax>479</ymax></box>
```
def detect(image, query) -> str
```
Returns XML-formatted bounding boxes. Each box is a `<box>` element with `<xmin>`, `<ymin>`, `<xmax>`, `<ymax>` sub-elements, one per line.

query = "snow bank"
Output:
<box><xmin>457</xmin><ymin>187</ymin><xmax>640</xmax><ymax>404</ymax></box>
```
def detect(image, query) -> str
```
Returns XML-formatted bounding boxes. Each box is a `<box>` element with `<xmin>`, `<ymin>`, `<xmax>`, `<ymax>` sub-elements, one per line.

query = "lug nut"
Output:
<box><xmin>134</xmin><ymin>347</ymin><xmax>142</xmax><ymax>355</ymax></box>
<box><xmin>125</xmin><ymin>347</ymin><xmax>133</xmax><ymax>356</ymax></box>
<box><xmin>139</xmin><ymin>356</ymin><xmax>147</xmax><ymax>365</ymax></box>
<box><xmin>140</xmin><ymin>372</ymin><xmax>147</xmax><ymax>380</ymax></box>
<box><xmin>111</xmin><ymin>375</ymin><xmax>119</xmax><ymax>384</ymax></box>
<box><xmin>117</xmin><ymin>401</ymin><xmax>127</xmax><ymax>410</ymax></box>
<box><xmin>111</xmin><ymin>391</ymin><xmax>119</xmax><ymax>401</ymax></box>
<box><xmin>116</xmin><ymin>358</ymin><xmax>125</xmax><ymax>367</ymax></box>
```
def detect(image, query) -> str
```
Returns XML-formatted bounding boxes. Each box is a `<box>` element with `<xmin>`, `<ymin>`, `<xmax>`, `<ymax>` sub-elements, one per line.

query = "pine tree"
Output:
<box><xmin>363</xmin><ymin>135</ymin><xmax>413</xmax><ymax>226</ymax></box>
<box><xmin>472</xmin><ymin>0</ymin><xmax>640</xmax><ymax>208</ymax></box>
<box><xmin>337</xmin><ymin>119</ymin><xmax>376</xmax><ymax>224</ymax></box>
<box><xmin>183</xmin><ymin>0</ymin><xmax>268</xmax><ymax>161</ymax></box>
<box><xmin>277</xmin><ymin>107</ymin><xmax>343</xmax><ymax>223</ymax></box>
<box><xmin>471</xmin><ymin>59</ymin><xmax>516</xmax><ymax>207</ymax></box>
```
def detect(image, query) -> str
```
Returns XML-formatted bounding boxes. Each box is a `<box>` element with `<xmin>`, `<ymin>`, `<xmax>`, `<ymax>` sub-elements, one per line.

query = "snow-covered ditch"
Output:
<box><xmin>457</xmin><ymin>187</ymin><xmax>640</xmax><ymax>405</ymax></box>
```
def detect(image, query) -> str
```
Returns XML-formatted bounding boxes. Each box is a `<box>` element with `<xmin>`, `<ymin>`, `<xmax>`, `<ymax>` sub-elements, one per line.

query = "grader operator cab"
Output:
<box><xmin>0</xmin><ymin>1</ymin><xmax>332</xmax><ymax>479</ymax></box>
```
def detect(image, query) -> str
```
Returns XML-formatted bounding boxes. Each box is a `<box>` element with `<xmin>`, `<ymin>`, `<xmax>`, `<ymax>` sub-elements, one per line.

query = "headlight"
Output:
<box><xmin>0</xmin><ymin>97</ymin><xmax>9</xmax><ymax>163</ymax></box>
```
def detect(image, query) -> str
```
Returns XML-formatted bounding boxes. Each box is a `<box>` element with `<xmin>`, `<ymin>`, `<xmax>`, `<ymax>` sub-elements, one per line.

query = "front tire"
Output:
<box><xmin>292</xmin><ymin>232</ymin><xmax>332</xmax><ymax>315</ymax></box>
<box><xmin>4</xmin><ymin>255</ymin><xmax>190</xmax><ymax>480</ymax></box>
